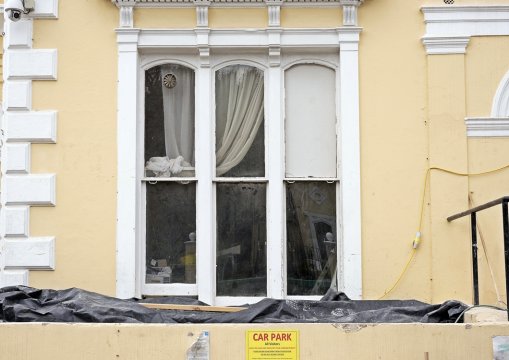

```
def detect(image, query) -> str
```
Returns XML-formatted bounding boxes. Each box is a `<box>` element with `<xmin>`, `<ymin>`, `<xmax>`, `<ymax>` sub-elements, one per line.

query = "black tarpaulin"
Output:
<box><xmin>0</xmin><ymin>286</ymin><xmax>467</xmax><ymax>324</ymax></box>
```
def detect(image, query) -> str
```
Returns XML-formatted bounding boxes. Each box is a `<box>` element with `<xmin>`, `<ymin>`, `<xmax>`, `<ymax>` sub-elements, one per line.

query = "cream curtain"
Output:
<box><xmin>161</xmin><ymin>64</ymin><xmax>195</xmax><ymax>167</ymax></box>
<box><xmin>215</xmin><ymin>65</ymin><xmax>264</xmax><ymax>176</ymax></box>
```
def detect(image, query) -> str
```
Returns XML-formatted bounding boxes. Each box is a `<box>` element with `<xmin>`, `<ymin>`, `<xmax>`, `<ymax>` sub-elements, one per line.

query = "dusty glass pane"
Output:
<box><xmin>146</xmin><ymin>182</ymin><xmax>196</xmax><ymax>284</ymax></box>
<box><xmin>215</xmin><ymin>65</ymin><xmax>265</xmax><ymax>177</ymax></box>
<box><xmin>216</xmin><ymin>183</ymin><xmax>267</xmax><ymax>296</ymax></box>
<box><xmin>286</xmin><ymin>182</ymin><xmax>337</xmax><ymax>295</ymax></box>
<box><xmin>145</xmin><ymin>64</ymin><xmax>195</xmax><ymax>178</ymax></box>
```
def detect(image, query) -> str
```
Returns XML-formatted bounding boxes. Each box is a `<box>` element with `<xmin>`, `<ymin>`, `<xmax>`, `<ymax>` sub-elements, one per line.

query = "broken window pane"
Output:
<box><xmin>286</xmin><ymin>182</ymin><xmax>337</xmax><ymax>295</ymax></box>
<box><xmin>145</xmin><ymin>64</ymin><xmax>195</xmax><ymax>178</ymax></box>
<box><xmin>146</xmin><ymin>182</ymin><xmax>196</xmax><ymax>284</ymax></box>
<box><xmin>215</xmin><ymin>65</ymin><xmax>265</xmax><ymax>177</ymax></box>
<box><xmin>216</xmin><ymin>183</ymin><xmax>267</xmax><ymax>296</ymax></box>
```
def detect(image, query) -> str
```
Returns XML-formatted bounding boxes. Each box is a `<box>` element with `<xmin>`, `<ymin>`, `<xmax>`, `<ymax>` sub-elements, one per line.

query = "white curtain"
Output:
<box><xmin>215</xmin><ymin>65</ymin><xmax>264</xmax><ymax>176</ymax></box>
<box><xmin>161</xmin><ymin>64</ymin><xmax>195</xmax><ymax>167</ymax></box>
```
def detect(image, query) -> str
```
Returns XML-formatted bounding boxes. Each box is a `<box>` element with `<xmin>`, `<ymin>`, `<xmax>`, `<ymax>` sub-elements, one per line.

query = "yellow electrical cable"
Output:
<box><xmin>376</xmin><ymin>163</ymin><xmax>509</xmax><ymax>300</ymax></box>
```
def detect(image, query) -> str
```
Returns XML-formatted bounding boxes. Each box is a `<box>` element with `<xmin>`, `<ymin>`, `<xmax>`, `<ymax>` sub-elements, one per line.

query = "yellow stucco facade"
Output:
<box><xmin>2</xmin><ymin>0</ymin><xmax>509</xmax><ymax>307</ymax></box>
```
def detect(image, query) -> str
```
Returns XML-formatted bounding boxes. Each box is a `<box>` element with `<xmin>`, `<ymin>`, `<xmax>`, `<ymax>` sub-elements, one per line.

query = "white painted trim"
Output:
<box><xmin>1</xmin><ymin>0</ymin><xmax>59</xmax><ymax>287</ymax></box>
<box><xmin>142</xmin><ymin>284</ymin><xmax>198</xmax><ymax>296</ymax></box>
<box><xmin>5</xmin><ymin>49</ymin><xmax>58</xmax><ymax>80</ymax></box>
<box><xmin>3</xmin><ymin>206</ymin><xmax>30</xmax><ymax>238</ymax></box>
<box><xmin>492</xmin><ymin>69</ymin><xmax>509</xmax><ymax>117</ymax></box>
<box><xmin>195</xmin><ymin>64</ymin><xmax>215</xmax><ymax>305</ymax></box>
<box><xmin>4</xmin><ymin>111</ymin><xmax>57</xmax><ymax>143</ymax></box>
<box><xmin>422</xmin><ymin>6</ymin><xmax>509</xmax><ymax>37</ymax></box>
<box><xmin>113</xmin><ymin>0</ymin><xmax>343</xmax><ymax>7</ymax></box>
<box><xmin>4</xmin><ymin>19</ymin><xmax>33</xmax><ymax>49</ymax></box>
<box><xmin>138</xmin><ymin>28</ymin><xmax>343</xmax><ymax>49</ymax></box>
<box><xmin>338</xmin><ymin>26</ymin><xmax>362</xmax><ymax>299</ymax></box>
<box><xmin>4</xmin><ymin>174</ymin><xmax>56</xmax><ymax>206</ymax></box>
<box><xmin>422</xmin><ymin>36</ymin><xmax>469</xmax><ymax>55</ymax></box>
<box><xmin>5</xmin><ymin>81</ymin><xmax>32</xmax><ymax>111</ymax></box>
<box><xmin>465</xmin><ymin>117</ymin><xmax>509</xmax><ymax>138</ymax></box>
<box><xmin>115</xmin><ymin>28</ymin><xmax>140</xmax><ymax>299</ymax></box>
<box><xmin>116</xmin><ymin>27</ymin><xmax>364</xmax><ymax>302</ymax></box>
<box><xmin>30</xmin><ymin>0</ymin><xmax>59</xmax><ymax>19</ymax></box>
<box><xmin>266</xmin><ymin>56</ymin><xmax>284</xmax><ymax>300</ymax></box>
<box><xmin>4</xmin><ymin>143</ymin><xmax>30</xmax><ymax>174</ymax></box>
<box><xmin>0</xmin><ymin>270</ymin><xmax>29</xmax><ymax>287</ymax></box>
<box><xmin>215</xmin><ymin>296</ymin><xmax>264</xmax><ymax>306</ymax></box>
<box><xmin>4</xmin><ymin>237</ymin><xmax>55</xmax><ymax>270</ymax></box>
<box><xmin>421</xmin><ymin>5</ymin><xmax>509</xmax><ymax>55</ymax></box>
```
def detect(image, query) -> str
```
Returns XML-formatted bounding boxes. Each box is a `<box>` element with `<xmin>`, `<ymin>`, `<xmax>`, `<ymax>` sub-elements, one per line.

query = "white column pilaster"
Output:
<box><xmin>266</xmin><ymin>29</ymin><xmax>284</xmax><ymax>299</ymax></box>
<box><xmin>194</xmin><ymin>27</ymin><xmax>214</xmax><ymax>304</ymax></box>
<box><xmin>338</xmin><ymin>27</ymin><xmax>362</xmax><ymax>299</ymax></box>
<box><xmin>115</xmin><ymin>28</ymin><xmax>140</xmax><ymax>298</ymax></box>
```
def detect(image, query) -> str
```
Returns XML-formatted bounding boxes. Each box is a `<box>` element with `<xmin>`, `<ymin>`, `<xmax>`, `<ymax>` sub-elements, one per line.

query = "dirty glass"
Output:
<box><xmin>286</xmin><ymin>182</ymin><xmax>337</xmax><ymax>295</ymax></box>
<box><xmin>216</xmin><ymin>183</ymin><xmax>267</xmax><ymax>296</ymax></box>
<box><xmin>145</xmin><ymin>182</ymin><xmax>196</xmax><ymax>284</ymax></box>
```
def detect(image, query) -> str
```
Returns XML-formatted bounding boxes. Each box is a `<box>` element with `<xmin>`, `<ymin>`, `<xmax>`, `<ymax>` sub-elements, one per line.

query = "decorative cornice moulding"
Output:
<box><xmin>422</xmin><ymin>36</ymin><xmax>469</xmax><ymax>55</ymax></box>
<box><xmin>111</xmin><ymin>0</ymin><xmax>345</xmax><ymax>7</ymax></box>
<box><xmin>465</xmin><ymin>117</ymin><xmax>509</xmax><ymax>138</ymax></box>
<box><xmin>421</xmin><ymin>5</ymin><xmax>509</xmax><ymax>55</ymax></box>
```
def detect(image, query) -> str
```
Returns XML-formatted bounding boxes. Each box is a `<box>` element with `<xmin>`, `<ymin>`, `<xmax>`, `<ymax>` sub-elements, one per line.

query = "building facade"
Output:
<box><xmin>1</xmin><ymin>0</ymin><xmax>509</xmax><ymax>306</ymax></box>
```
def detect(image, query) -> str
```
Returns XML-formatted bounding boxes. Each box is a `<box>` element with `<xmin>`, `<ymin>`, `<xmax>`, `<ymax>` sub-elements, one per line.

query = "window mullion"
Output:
<box><xmin>266</xmin><ymin>65</ymin><xmax>285</xmax><ymax>299</ymax></box>
<box><xmin>196</xmin><ymin>65</ymin><xmax>215</xmax><ymax>305</ymax></box>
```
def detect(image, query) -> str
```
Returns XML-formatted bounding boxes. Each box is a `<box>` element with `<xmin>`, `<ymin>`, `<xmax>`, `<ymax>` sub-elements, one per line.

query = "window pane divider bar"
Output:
<box><xmin>284</xmin><ymin>177</ymin><xmax>339</xmax><ymax>182</ymax></box>
<box><xmin>213</xmin><ymin>178</ymin><xmax>268</xmax><ymax>183</ymax></box>
<box><xmin>142</xmin><ymin>177</ymin><xmax>197</xmax><ymax>182</ymax></box>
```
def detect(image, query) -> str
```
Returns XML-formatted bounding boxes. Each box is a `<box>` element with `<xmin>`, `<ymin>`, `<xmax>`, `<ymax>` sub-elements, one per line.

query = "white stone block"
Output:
<box><xmin>3</xmin><ymin>206</ymin><xmax>30</xmax><ymax>237</ymax></box>
<box><xmin>4</xmin><ymin>237</ymin><xmax>55</xmax><ymax>270</ymax></box>
<box><xmin>4</xmin><ymin>81</ymin><xmax>32</xmax><ymax>111</ymax></box>
<box><xmin>4</xmin><ymin>174</ymin><xmax>56</xmax><ymax>206</ymax></box>
<box><xmin>4</xmin><ymin>143</ymin><xmax>30</xmax><ymax>174</ymax></box>
<box><xmin>0</xmin><ymin>270</ymin><xmax>29</xmax><ymax>286</ymax></box>
<box><xmin>6</xmin><ymin>49</ymin><xmax>58</xmax><ymax>80</ymax></box>
<box><xmin>31</xmin><ymin>0</ymin><xmax>59</xmax><ymax>19</ymax></box>
<box><xmin>4</xmin><ymin>111</ymin><xmax>57</xmax><ymax>143</ymax></box>
<box><xmin>4</xmin><ymin>19</ymin><xmax>33</xmax><ymax>49</ymax></box>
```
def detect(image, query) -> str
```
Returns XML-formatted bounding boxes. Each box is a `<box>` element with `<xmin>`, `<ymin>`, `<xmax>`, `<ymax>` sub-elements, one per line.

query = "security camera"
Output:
<box><xmin>5</xmin><ymin>0</ymin><xmax>35</xmax><ymax>22</ymax></box>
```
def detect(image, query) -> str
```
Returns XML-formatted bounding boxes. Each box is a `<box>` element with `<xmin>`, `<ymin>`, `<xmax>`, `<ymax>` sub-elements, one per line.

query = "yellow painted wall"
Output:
<box><xmin>209</xmin><ymin>8</ymin><xmax>267</xmax><ymax>28</ymax></box>
<box><xmin>280</xmin><ymin>8</ymin><xmax>341</xmax><ymax>28</ymax></box>
<box><xmin>466</xmin><ymin>37</ymin><xmax>509</xmax><ymax>117</ymax></box>
<box><xmin>358</xmin><ymin>0</ymin><xmax>431</xmax><ymax>301</ymax></box>
<box><xmin>1</xmin><ymin>323</ymin><xmax>509</xmax><ymax>359</ymax></box>
<box><xmin>135</xmin><ymin>8</ymin><xmax>196</xmax><ymax>29</ymax></box>
<box><xmin>29</xmin><ymin>0</ymin><xmax>118</xmax><ymax>295</ymax></box>
<box><xmin>20</xmin><ymin>0</ymin><xmax>509</xmax><ymax>306</ymax></box>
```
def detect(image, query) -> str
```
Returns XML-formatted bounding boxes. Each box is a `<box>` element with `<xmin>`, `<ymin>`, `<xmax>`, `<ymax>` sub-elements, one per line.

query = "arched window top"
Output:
<box><xmin>492</xmin><ymin>69</ymin><xmax>509</xmax><ymax>118</ymax></box>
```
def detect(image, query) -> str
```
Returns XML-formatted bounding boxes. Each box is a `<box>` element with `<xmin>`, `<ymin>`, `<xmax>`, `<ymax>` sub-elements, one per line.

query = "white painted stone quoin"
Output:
<box><xmin>0</xmin><ymin>0</ymin><xmax>59</xmax><ymax>287</ymax></box>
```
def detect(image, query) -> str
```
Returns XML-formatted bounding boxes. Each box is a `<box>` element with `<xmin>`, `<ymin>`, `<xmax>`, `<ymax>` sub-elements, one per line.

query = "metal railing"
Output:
<box><xmin>447</xmin><ymin>196</ymin><xmax>509</xmax><ymax>320</ymax></box>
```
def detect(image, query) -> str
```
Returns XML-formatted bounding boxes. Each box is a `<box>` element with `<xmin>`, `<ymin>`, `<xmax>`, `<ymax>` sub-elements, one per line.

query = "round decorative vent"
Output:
<box><xmin>163</xmin><ymin>73</ymin><xmax>177</xmax><ymax>89</ymax></box>
<box><xmin>444</xmin><ymin>0</ymin><xmax>454</xmax><ymax>4</ymax></box>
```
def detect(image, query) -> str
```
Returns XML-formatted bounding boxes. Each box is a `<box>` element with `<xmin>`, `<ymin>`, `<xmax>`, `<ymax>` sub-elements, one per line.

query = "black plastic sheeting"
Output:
<box><xmin>0</xmin><ymin>286</ymin><xmax>467</xmax><ymax>324</ymax></box>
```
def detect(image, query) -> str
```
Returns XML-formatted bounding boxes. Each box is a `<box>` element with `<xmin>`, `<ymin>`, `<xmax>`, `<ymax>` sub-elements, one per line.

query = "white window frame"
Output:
<box><xmin>115</xmin><ymin>26</ymin><xmax>362</xmax><ymax>304</ymax></box>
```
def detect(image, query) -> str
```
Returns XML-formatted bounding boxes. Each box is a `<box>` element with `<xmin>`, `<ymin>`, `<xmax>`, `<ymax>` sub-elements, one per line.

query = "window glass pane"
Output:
<box><xmin>286</xmin><ymin>182</ymin><xmax>337</xmax><ymax>295</ymax></box>
<box><xmin>146</xmin><ymin>182</ymin><xmax>196</xmax><ymax>284</ymax></box>
<box><xmin>285</xmin><ymin>64</ymin><xmax>337</xmax><ymax>178</ymax></box>
<box><xmin>215</xmin><ymin>65</ymin><xmax>265</xmax><ymax>177</ymax></box>
<box><xmin>216</xmin><ymin>183</ymin><xmax>267</xmax><ymax>296</ymax></box>
<box><xmin>145</xmin><ymin>64</ymin><xmax>195</xmax><ymax>178</ymax></box>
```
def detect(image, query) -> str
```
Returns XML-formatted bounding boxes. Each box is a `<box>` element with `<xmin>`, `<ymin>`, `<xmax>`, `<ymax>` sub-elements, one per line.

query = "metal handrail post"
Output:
<box><xmin>471</xmin><ymin>212</ymin><xmax>479</xmax><ymax>305</ymax></box>
<box><xmin>502</xmin><ymin>200</ymin><xmax>509</xmax><ymax>321</ymax></box>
